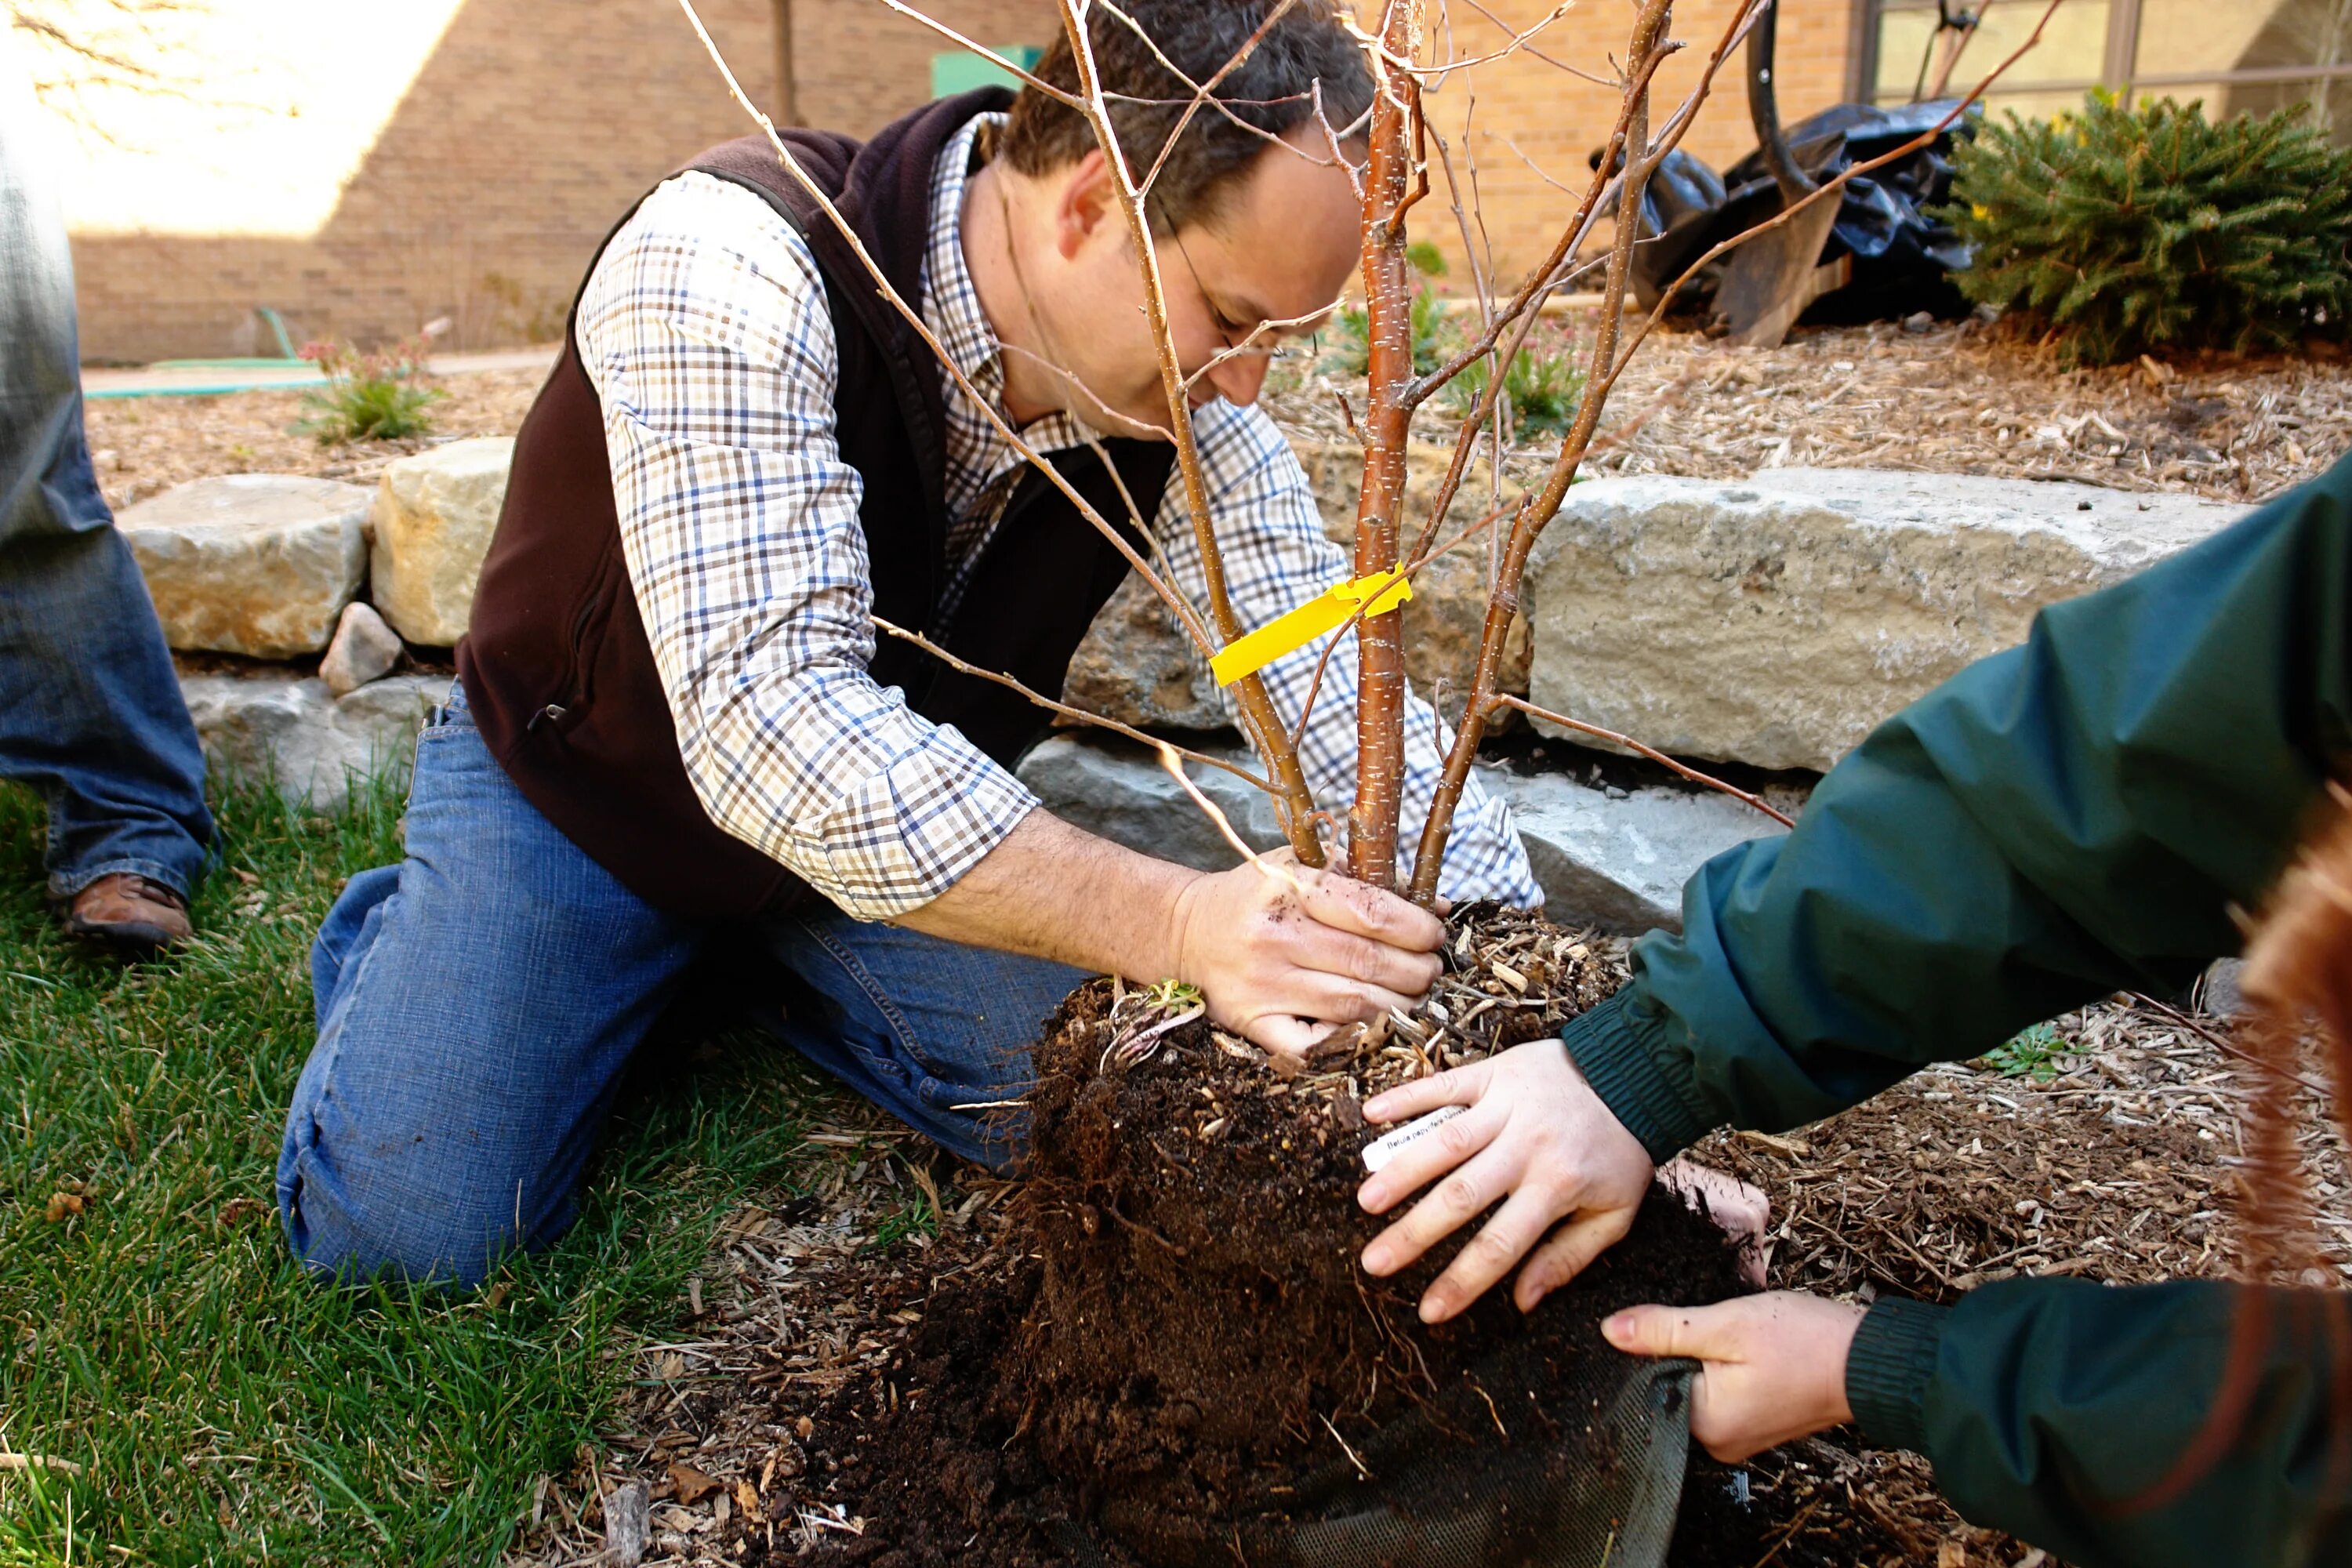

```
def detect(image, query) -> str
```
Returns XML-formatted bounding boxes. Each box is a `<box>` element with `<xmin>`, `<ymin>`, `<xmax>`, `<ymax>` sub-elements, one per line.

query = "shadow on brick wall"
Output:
<box><xmin>73</xmin><ymin>0</ymin><xmax>1054</xmax><ymax>363</ymax></box>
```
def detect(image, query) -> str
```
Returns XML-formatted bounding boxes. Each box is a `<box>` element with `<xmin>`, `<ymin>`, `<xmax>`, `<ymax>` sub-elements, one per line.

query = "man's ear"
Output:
<box><xmin>1051</xmin><ymin>147</ymin><xmax>1120</xmax><ymax>261</ymax></box>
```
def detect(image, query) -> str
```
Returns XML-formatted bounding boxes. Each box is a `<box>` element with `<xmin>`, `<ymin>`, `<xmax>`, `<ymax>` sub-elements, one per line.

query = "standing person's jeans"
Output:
<box><xmin>0</xmin><ymin>81</ymin><xmax>212</xmax><ymax>902</ymax></box>
<box><xmin>278</xmin><ymin>682</ymin><xmax>1087</xmax><ymax>1287</ymax></box>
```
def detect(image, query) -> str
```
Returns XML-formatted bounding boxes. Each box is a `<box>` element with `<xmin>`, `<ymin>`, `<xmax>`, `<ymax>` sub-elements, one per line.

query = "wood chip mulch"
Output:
<box><xmin>1262</xmin><ymin>312</ymin><xmax>2352</xmax><ymax>507</ymax></box>
<box><xmin>79</xmin><ymin>366</ymin><xmax>550</xmax><ymax>515</ymax></box>
<box><xmin>501</xmin><ymin>976</ymin><xmax>2352</xmax><ymax>1568</ymax></box>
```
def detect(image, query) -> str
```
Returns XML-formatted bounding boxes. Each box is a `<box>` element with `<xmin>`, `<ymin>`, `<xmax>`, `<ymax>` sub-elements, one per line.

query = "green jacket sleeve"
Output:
<box><xmin>1843</xmin><ymin>1279</ymin><xmax>2352</xmax><ymax>1568</ymax></box>
<box><xmin>1566</xmin><ymin>454</ymin><xmax>2352</xmax><ymax>1161</ymax></box>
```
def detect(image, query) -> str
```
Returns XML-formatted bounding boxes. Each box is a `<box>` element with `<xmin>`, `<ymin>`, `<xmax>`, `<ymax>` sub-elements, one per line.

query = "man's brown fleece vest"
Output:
<box><xmin>459</xmin><ymin>91</ymin><xmax>1176</xmax><ymax>919</ymax></box>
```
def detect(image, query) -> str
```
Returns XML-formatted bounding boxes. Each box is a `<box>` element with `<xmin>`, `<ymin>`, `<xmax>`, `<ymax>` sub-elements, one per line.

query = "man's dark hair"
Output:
<box><xmin>996</xmin><ymin>0</ymin><xmax>1375</xmax><ymax>233</ymax></box>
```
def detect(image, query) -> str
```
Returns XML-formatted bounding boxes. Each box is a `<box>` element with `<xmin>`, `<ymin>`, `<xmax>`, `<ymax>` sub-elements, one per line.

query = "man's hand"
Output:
<box><xmin>1602</xmin><ymin>1292</ymin><xmax>1864</xmax><ymax>1462</ymax></box>
<box><xmin>1354</xmin><ymin>1039</ymin><xmax>1655</xmax><ymax>1323</ymax></box>
<box><xmin>1170</xmin><ymin>849</ymin><xmax>1445</xmax><ymax>1058</ymax></box>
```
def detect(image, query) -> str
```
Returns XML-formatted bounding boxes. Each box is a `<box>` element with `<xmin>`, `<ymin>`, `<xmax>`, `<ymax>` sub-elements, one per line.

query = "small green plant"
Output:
<box><xmin>1986</xmin><ymin>1021</ymin><xmax>2066</xmax><ymax>1082</ymax></box>
<box><xmin>295</xmin><ymin>336</ymin><xmax>445</xmax><ymax>444</ymax></box>
<box><xmin>1942</xmin><ymin>92</ymin><xmax>2352</xmax><ymax>365</ymax></box>
<box><xmin>1449</xmin><ymin>343</ymin><xmax>1584</xmax><ymax>438</ymax></box>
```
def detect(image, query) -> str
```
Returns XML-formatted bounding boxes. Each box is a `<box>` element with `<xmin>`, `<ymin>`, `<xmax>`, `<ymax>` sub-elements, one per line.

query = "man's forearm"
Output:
<box><xmin>897</xmin><ymin>807</ymin><xmax>1450</xmax><ymax>1058</ymax></box>
<box><xmin>894</xmin><ymin>808</ymin><xmax>1192</xmax><ymax>982</ymax></box>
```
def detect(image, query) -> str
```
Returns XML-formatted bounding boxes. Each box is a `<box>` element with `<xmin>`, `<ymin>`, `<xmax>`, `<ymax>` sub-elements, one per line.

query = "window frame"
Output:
<box><xmin>1850</xmin><ymin>0</ymin><xmax>2352</xmax><ymax>107</ymax></box>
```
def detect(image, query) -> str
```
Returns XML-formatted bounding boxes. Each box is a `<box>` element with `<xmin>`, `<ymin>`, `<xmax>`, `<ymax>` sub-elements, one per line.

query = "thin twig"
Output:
<box><xmin>667</xmin><ymin>0</ymin><xmax>1224</xmax><ymax>670</ymax></box>
<box><xmin>1054</xmin><ymin>0</ymin><xmax>1330</xmax><ymax>863</ymax></box>
<box><xmin>869</xmin><ymin>614</ymin><xmax>1271</xmax><ymax>793</ymax></box>
<box><xmin>1488</xmin><ymin>695</ymin><xmax>1795</xmax><ymax>829</ymax></box>
<box><xmin>1156</xmin><ymin>744</ymin><xmax>1305</xmax><ymax>892</ymax></box>
<box><xmin>2128</xmin><ymin>991</ymin><xmax>2333</xmax><ymax>1097</ymax></box>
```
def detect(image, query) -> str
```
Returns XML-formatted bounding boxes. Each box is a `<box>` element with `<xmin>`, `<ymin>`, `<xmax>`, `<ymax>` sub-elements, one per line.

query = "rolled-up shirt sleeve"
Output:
<box><xmin>576</xmin><ymin>172</ymin><xmax>1036</xmax><ymax>920</ymax></box>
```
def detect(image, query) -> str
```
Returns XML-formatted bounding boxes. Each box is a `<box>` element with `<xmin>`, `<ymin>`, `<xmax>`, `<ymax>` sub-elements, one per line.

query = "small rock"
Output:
<box><xmin>180</xmin><ymin>671</ymin><xmax>447</xmax><ymax>812</ymax></box>
<box><xmin>369</xmin><ymin>437</ymin><xmax>514</xmax><ymax>646</ymax></box>
<box><xmin>604</xmin><ymin>1479</ymin><xmax>650</xmax><ymax>1568</ymax></box>
<box><xmin>318</xmin><ymin>601</ymin><xmax>405</xmax><ymax>696</ymax></box>
<box><xmin>1903</xmin><ymin>310</ymin><xmax>1936</xmax><ymax>332</ymax></box>
<box><xmin>118</xmin><ymin>475</ymin><xmax>370</xmax><ymax>658</ymax></box>
<box><xmin>2199</xmin><ymin>957</ymin><xmax>2246</xmax><ymax>1018</ymax></box>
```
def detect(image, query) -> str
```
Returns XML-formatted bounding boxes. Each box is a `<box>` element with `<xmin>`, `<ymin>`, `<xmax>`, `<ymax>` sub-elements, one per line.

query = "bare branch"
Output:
<box><xmin>1486</xmin><ymin>695</ymin><xmax>1794</xmax><ymax>828</ymax></box>
<box><xmin>1452</xmin><ymin>0</ymin><xmax>1616</xmax><ymax>85</ymax></box>
<box><xmin>1600</xmin><ymin>0</ymin><xmax>2064</xmax><ymax>406</ymax></box>
<box><xmin>869</xmin><ymin>615</ymin><xmax>1272</xmax><ymax>793</ymax></box>
<box><xmin>866</xmin><ymin>0</ymin><xmax>1082</xmax><ymax>105</ymax></box>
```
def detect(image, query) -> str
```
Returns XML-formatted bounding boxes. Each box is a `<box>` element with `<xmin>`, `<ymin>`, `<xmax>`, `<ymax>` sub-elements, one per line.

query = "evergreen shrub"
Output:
<box><xmin>1943</xmin><ymin>93</ymin><xmax>2352</xmax><ymax>365</ymax></box>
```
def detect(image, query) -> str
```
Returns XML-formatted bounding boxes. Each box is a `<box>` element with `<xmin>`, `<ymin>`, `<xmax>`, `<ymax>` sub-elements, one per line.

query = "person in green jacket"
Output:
<box><xmin>1351</xmin><ymin>452</ymin><xmax>2352</xmax><ymax>1567</ymax></box>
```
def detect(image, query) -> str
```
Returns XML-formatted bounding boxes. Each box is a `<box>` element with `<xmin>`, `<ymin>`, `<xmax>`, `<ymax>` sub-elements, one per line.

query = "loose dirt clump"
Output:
<box><xmin>756</xmin><ymin>908</ymin><xmax>1782</xmax><ymax>1566</ymax></box>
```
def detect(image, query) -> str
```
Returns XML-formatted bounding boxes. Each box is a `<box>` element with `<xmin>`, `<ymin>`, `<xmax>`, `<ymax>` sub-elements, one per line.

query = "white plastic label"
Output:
<box><xmin>1360</xmin><ymin>1104</ymin><xmax>1466</xmax><ymax>1173</ymax></box>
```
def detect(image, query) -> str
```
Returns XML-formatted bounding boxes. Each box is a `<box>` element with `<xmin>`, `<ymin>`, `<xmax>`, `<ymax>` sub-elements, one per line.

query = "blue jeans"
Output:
<box><xmin>0</xmin><ymin>83</ymin><xmax>212</xmax><ymax>900</ymax></box>
<box><xmin>277</xmin><ymin>682</ymin><xmax>1087</xmax><ymax>1287</ymax></box>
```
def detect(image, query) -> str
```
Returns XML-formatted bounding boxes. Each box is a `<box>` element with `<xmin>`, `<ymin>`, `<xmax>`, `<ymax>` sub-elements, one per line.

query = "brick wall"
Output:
<box><xmin>60</xmin><ymin>0</ymin><xmax>1857</xmax><ymax>364</ymax></box>
<box><xmin>64</xmin><ymin>0</ymin><xmax>1058</xmax><ymax>363</ymax></box>
<box><xmin>1414</xmin><ymin>0</ymin><xmax>1860</xmax><ymax>287</ymax></box>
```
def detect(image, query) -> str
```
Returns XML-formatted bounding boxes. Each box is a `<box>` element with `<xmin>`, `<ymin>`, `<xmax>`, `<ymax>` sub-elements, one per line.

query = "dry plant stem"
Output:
<box><xmin>1406</xmin><ymin>34</ymin><xmax>1672</xmax><ymax>409</ymax></box>
<box><xmin>669</xmin><ymin>0</ymin><xmax>1221</xmax><ymax>673</ymax></box>
<box><xmin>1346</xmin><ymin>0</ymin><xmax>1427</xmax><ymax>891</ymax></box>
<box><xmin>1153</xmin><ymin>744</ymin><xmax>1305</xmax><ymax>894</ymax></box>
<box><xmin>1054</xmin><ymin>0</ymin><xmax>1327</xmax><ymax>866</ymax></box>
<box><xmin>1488</xmin><ymin>694</ymin><xmax>1795</xmax><ymax>829</ymax></box>
<box><xmin>869</xmin><ymin>614</ymin><xmax>1272</xmax><ymax>793</ymax></box>
<box><xmin>1405</xmin><ymin>0</ymin><xmax>1676</xmax><ymax>905</ymax></box>
<box><xmin>867</xmin><ymin>0</ymin><xmax>1081</xmax><ymax>103</ymax></box>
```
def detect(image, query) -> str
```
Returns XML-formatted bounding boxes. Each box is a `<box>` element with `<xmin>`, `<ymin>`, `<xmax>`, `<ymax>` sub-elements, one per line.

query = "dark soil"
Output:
<box><xmin>761</xmin><ymin>909</ymin><xmax>1917</xmax><ymax>1566</ymax></box>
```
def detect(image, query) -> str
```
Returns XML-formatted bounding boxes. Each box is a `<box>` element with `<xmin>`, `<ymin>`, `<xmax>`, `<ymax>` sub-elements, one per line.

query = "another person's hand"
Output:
<box><xmin>1658</xmin><ymin>1157</ymin><xmax>1773</xmax><ymax>1288</ymax></box>
<box><xmin>1602</xmin><ymin>1292</ymin><xmax>1864</xmax><ymax>1462</ymax></box>
<box><xmin>1170</xmin><ymin>850</ymin><xmax>1446</xmax><ymax>1058</ymax></box>
<box><xmin>1353</xmin><ymin>1039</ymin><xmax>1656</xmax><ymax>1323</ymax></box>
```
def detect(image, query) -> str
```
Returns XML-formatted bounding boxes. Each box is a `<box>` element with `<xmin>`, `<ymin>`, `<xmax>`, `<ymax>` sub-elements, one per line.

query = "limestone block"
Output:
<box><xmin>181</xmin><ymin>670</ymin><xmax>447</xmax><ymax>812</ymax></box>
<box><xmin>1017</xmin><ymin>734</ymin><xmax>1283</xmax><ymax>873</ymax></box>
<box><xmin>118</xmin><ymin>475</ymin><xmax>369</xmax><ymax>658</ymax></box>
<box><xmin>1524</xmin><ymin>469</ymin><xmax>2248</xmax><ymax>773</ymax></box>
<box><xmin>319</xmin><ymin>601</ymin><xmax>405</xmax><ymax>697</ymax></box>
<box><xmin>1495</xmin><ymin>768</ymin><xmax>1788</xmax><ymax>934</ymax></box>
<box><xmin>369</xmin><ymin>437</ymin><xmax>514</xmax><ymax>646</ymax></box>
<box><xmin>1063</xmin><ymin>574</ymin><xmax>1227</xmax><ymax>731</ymax></box>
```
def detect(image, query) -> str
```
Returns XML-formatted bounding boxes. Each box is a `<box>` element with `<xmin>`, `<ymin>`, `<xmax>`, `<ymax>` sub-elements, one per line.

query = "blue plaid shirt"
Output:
<box><xmin>575</xmin><ymin>115</ymin><xmax>1538</xmax><ymax>920</ymax></box>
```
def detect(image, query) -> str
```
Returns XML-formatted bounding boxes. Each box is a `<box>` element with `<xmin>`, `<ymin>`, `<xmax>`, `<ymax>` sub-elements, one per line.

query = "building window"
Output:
<box><xmin>1860</xmin><ymin>0</ymin><xmax>2352</xmax><ymax>138</ymax></box>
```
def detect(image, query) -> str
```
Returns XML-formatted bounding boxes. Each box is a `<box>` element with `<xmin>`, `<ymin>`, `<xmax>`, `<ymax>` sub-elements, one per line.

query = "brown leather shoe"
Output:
<box><xmin>61</xmin><ymin>873</ymin><xmax>193</xmax><ymax>958</ymax></box>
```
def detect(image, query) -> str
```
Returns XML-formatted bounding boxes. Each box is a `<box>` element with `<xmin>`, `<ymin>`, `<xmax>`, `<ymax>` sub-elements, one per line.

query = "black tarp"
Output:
<box><xmin>1625</xmin><ymin>99</ymin><xmax>1980</xmax><ymax>325</ymax></box>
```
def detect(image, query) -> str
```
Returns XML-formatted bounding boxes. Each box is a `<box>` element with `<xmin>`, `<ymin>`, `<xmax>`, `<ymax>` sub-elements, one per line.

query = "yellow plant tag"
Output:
<box><xmin>1208</xmin><ymin>569</ymin><xmax>1414</xmax><ymax>688</ymax></box>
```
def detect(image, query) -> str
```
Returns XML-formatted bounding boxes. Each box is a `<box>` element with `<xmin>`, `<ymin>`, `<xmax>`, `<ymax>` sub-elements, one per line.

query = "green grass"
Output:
<box><xmin>0</xmin><ymin>776</ymin><xmax>832</xmax><ymax>1565</ymax></box>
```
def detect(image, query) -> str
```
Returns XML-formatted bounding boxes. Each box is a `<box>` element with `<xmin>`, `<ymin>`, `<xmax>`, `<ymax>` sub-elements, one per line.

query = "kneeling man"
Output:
<box><xmin>278</xmin><ymin>0</ymin><xmax>1538</xmax><ymax>1287</ymax></box>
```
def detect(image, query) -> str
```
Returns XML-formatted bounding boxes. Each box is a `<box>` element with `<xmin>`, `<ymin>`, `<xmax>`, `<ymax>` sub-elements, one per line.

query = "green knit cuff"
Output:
<box><xmin>1559</xmin><ymin>990</ymin><xmax>1715</xmax><ymax>1164</ymax></box>
<box><xmin>1846</xmin><ymin>1296</ymin><xmax>1951</xmax><ymax>1455</ymax></box>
